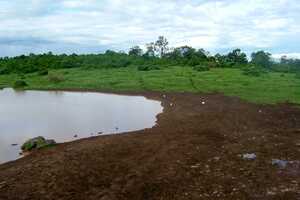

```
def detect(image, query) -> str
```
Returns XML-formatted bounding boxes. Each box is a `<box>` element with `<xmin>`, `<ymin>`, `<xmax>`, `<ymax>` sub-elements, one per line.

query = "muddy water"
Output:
<box><xmin>0</xmin><ymin>88</ymin><xmax>163</xmax><ymax>164</ymax></box>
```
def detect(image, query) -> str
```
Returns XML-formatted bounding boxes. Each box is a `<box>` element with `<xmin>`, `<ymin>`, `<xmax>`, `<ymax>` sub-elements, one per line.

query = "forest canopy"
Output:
<box><xmin>0</xmin><ymin>36</ymin><xmax>299</xmax><ymax>75</ymax></box>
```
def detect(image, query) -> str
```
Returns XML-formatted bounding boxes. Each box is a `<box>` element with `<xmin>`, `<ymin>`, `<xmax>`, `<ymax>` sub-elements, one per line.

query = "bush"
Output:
<box><xmin>204</xmin><ymin>61</ymin><xmax>220</xmax><ymax>68</ymax></box>
<box><xmin>38</xmin><ymin>69</ymin><xmax>49</xmax><ymax>76</ymax></box>
<box><xmin>0</xmin><ymin>67</ymin><xmax>9</xmax><ymax>75</ymax></box>
<box><xmin>13</xmin><ymin>80</ymin><xmax>28</xmax><ymax>88</ymax></box>
<box><xmin>219</xmin><ymin>61</ymin><xmax>235</xmax><ymax>68</ymax></box>
<box><xmin>187</xmin><ymin>57</ymin><xmax>200</xmax><ymax>66</ymax></box>
<box><xmin>116</xmin><ymin>59</ymin><xmax>131</xmax><ymax>68</ymax></box>
<box><xmin>21</xmin><ymin>136</ymin><xmax>56</xmax><ymax>152</ymax></box>
<box><xmin>48</xmin><ymin>73</ymin><xmax>65</xmax><ymax>83</ymax></box>
<box><xmin>137</xmin><ymin>65</ymin><xmax>160</xmax><ymax>71</ymax></box>
<box><xmin>104</xmin><ymin>59</ymin><xmax>131</xmax><ymax>68</ymax></box>
<box><xmin>243</xmin><ymin>65</ymin><xmax>267</xmax><ymax>76</ymax></box>
<box><xmin>193</xmin><ymin>65</ymin><xmax>210</xmax><ymax>72</ymax></box>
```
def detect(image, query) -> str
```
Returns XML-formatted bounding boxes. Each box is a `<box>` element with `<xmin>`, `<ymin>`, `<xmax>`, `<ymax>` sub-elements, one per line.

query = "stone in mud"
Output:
<box><xmin>271</xmin><ymin>159</ymin><xmax>288</xmax><ymax>169</ymax></box>
<box><xmin>21</xmin><ymin>136</ymin><xmax>56</xmax><ymax>152</ymax></box>
<box><xmin>242</xmin><ymin>153</ymin><xmax>256</xmax><ymax>160</ymax></box>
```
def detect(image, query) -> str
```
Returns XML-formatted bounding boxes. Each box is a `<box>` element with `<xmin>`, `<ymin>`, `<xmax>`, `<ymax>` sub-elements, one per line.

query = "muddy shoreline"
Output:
<box><xmin>0</xmin><ymin>91</ymin><xmax>300</xmax><ymax>199</ymax></box>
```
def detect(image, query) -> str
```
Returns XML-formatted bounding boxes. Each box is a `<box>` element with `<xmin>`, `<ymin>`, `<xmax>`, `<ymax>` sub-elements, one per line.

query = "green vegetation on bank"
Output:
<box><xmin>1</xmin><ymin>66</ymin><xmax>300</xmax><ymax>104</ymax></box>
<box><xmin>0</xmin><ymin>36</ymin><xmax>299</xmax><ymax>104</ymax></box>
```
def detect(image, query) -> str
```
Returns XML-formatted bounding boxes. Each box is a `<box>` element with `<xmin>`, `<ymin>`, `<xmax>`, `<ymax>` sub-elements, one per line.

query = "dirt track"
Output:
<box><xmin>0</xmin><ymin>92</ymin><xmax>300</xmax><ymax>200</ymax></box>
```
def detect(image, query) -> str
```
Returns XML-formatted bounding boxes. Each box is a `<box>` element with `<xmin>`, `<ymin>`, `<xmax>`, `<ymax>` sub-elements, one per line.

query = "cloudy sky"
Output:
<box><xmin>0</xmin><ymin>0</ymin><xmax>299</xmax><ymax>58</ymax></box>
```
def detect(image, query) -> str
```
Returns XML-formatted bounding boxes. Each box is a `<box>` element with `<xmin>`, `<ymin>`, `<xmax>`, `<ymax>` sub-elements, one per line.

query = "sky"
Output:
<box><xmin>0</xmin><ymin>0</ymin><xmax>300</xmax><ymax>58</ymax></box>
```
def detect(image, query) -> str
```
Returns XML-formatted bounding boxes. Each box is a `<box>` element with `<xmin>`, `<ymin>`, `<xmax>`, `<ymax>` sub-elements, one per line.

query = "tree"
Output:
<box><xmin>169</xmin><ymin>46</ymin><xmax>197</xmax><ymax>59</ymax></box>
<box><xmin>251</xmin><ymin>51</ymin><xmax>272</xmax><ymax>69</ymax></box>
<box><xmin>180</xmin><ymin>46</ymin><xmax>196</xmax><ymax>59</ymax></box>
<box><xmin>280</xmin><ymin>55</ymin><xmax>288</xmax><ymax>64</ymax></box>
<box><xmin>155</xmin><ymin>36</ymin><xmax>169</xmax><ymax>57</ymax></box>
<box><xmin>105</xmin><ymin>50</ymin><xmax>117</xmax><ymax>55</ymax></box>
<box><xmin>227</xmin><ymin>49</ymin><xmax>248</xmax><ymax>65</ymax></box>
<box><xmin>165</xmin><ymin>47</ymin><xmax>182</xmax><ymax>60</ymax></box>
<box><xmin>129</xmin><ymin>46</ymin><xmax>143</xmax><ymax>56</ymax></box>
<box><xmin>195</xmin><ymin>48</ymin><xmax>208</xmax><ymax>60</ymax></box>
<box><xmin>278</xmin><ymin>56</ymin><xmax>300</xmax><ymax>73</ymax></box>
<box><xmin>144</xmin><ymin>42</ymin><xmax>155</xmax><ymax>57</ymax></box>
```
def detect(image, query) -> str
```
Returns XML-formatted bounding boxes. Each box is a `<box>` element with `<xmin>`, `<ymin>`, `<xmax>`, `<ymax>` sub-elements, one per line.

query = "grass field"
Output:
<box><xmin>0</xmin><ymin>66</ymin><xmax>300</xmax><ymax>104</ymax></box>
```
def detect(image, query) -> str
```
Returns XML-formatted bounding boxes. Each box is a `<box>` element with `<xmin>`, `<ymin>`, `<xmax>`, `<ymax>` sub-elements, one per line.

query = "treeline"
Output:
<box><xmin>0</xmin><ymin>36</ymin><xmax>299</xmax><ymax>76</ymax></box>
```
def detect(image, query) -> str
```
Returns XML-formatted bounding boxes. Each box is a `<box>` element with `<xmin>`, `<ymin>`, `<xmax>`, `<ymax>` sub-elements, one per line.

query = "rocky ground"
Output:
<box><xmin>0</xmin><ymin>92</ymin><xmax>299</xmax><ymax>200</ymax></box>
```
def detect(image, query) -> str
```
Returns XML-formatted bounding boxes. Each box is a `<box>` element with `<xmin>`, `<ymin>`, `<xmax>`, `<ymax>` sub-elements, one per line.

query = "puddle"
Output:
<box><xmin>0</xmin><ymin>88</ymin><xmax>163</xmax><ymax>164</ymax></box>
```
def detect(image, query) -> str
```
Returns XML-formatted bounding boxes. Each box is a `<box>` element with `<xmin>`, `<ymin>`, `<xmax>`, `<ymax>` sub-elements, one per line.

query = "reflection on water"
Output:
<box><xmin>0</xmin><ymin>88</ymin><xmax>163</xmax><ymax>164</ymax></box>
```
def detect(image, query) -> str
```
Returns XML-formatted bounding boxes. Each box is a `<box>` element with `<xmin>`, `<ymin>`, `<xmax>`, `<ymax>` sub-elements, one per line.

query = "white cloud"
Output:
<box><xmin>272</xmin><ymin>53</ymin><xmax>300</xmax><ymax>59</ymax></box>
<box><xmin>0</xmin><ymin>0</ymin><xmax>299</xmax><ymax>56</ymax></box>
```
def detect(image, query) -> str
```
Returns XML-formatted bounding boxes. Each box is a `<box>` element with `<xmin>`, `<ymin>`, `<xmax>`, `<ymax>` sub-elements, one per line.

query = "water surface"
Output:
<box><xmin>0</xmin><ymin>88</ymin><xmax>163</xmax><ymax>164</ymax></box>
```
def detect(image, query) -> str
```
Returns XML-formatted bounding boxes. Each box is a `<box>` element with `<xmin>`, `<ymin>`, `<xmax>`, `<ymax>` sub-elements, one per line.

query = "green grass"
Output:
<box><xmin>1</xmin><ymin>66</ymin><xmax>300</xmax><ymax>104</ymax></box>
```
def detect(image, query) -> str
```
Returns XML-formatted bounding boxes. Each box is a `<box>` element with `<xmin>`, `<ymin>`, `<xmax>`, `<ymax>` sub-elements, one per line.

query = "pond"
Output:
<box><xmin>0</xmin><ymin>88</ymin><xmax>163</xmax><ymax>164</ymax></box>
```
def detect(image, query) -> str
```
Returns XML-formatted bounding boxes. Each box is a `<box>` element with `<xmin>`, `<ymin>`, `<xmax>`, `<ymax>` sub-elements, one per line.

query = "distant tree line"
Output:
<box><xmin>0</xmin><ymin>36</ymin><xmax>299</xmax><ymax>76</ymax></box>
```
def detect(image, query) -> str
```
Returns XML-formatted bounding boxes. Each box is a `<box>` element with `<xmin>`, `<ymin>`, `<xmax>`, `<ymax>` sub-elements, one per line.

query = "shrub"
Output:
<box><xmin>137</xmin><ymin>65</ymin><xmax>160</xmax><ymax>71</ymax></box>
<box><xmin>243</xmin><ymin>65</ymin><xmax>267</xmax><ymax>77</ymax></box>
<box><xmin>193</xmin><ymin>65</ymin><xmax>210</xmax><ymax>72</ymax></box>
<box><xmin>13</xmin><ymin>80</ymin><xmax>28</xmax><ymax>88</ymax></box>
<box><xmin>48</xmin><ymin>73</ymin><xmax>65</xmax><ymax>83</ymax></box>
<box><xmin>187</xmin><ymin>57</ymin><xmax>200</xmax><ymax>66</ymax></box>
<box><xmin>0</xmin><ymin>67</ymin><xmax>9</xmax><ymax>75</ymax></box>
<box><xmin>218</xmin><ymin>61</ymin><xmax>235</xmax><ymax>68</ymax></box>
<box><xmin>117</xmin><ymin>59</ymin><xmax>131</xmax><ymax>68</ymax></box>
<box><xmin>21</xmin><ymin>136</ymin><xmax>56</xmax><ymax>152</ymax></box>
<box><xmin>204</xmin><ymin>61</ymin><xmax>220</xmax><ymax>68</ymax></box>
<box><xmin>105</xmin><ymin>59</ymin><xmax>131</xmax><ymax>68</ymax></box>
<box><xmin>38</xmin><ymin>69</ymin><xmax>49</xmax><ymax>76</ymax></box>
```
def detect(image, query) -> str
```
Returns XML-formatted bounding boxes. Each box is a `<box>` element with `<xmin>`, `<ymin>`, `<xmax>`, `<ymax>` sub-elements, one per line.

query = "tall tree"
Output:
<box><xmin>155</xmin><ymin>36</ymin><xmax>169</xmax><ymax>57</ymax></box>
<box><xmin>144</xmin><ymin>42</ymin><xmax>155</xmax><ymax>57</ymax></box>
<box><xmin>195</xmin><ymin>48</ymin><xmax>208</xmax><ymax>60</ymax></box>
<box><xmin>280</xmin><ymin>55</ymin><xmax>288</xmax><ymax>64</ymax></box>
<box><xmin>227</xmin><ymin>49</ymin><xmax>248</xmax><ymax>65</ymax></box>
<box><xmin>251</xmin><ymin>51</ymin><xmax>272</xmax><ymax>68</ymax></box>
<box><xmin>129</xmin><ymin>46</ymin><xmax>143</xmax><ymax>56</ymax></box>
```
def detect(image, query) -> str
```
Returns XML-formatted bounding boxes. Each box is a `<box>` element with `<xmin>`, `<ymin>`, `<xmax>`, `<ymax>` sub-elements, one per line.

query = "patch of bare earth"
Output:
<box><xmin>0</xmin><ymin>92</ymin><xmax>299</xmax><ymax>200</ymax></box>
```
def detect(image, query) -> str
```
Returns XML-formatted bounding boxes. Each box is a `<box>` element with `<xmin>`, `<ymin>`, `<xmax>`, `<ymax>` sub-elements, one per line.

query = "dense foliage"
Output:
<box><xmin>0</xmin><ymin>36</ymin><xmax>299</xmax><ymax>76</ymax></box>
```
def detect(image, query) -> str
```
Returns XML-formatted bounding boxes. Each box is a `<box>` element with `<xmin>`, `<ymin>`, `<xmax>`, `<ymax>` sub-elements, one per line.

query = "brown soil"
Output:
<box><xmin>0</xmin><ymin>92</ymin><xmax>300</xmax><ymax>200</ymax></box>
